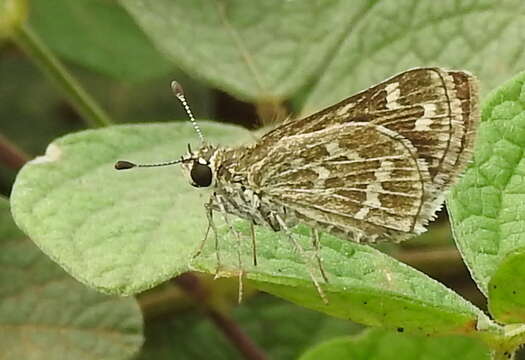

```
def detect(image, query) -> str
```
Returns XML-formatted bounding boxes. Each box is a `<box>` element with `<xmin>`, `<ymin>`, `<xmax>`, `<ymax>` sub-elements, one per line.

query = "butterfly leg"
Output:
<box><xmin>250</xmin><ymin>222</ymin><xmax>257</xmax><ymax>266</ymax></box>
<box><xmin>192</xmin><ymin>206</ymin><xmax>212</xmax><ymax>259</ymax></box>
<box><xmin>195</xmin><ymin>200</ymin><xmax>222</xmax><ymax>277</ymax></box>
<box><xmin>312</xmin><ymin>229</ymin><xmax>329</xmax><ymax>283</ymax></box>
<box><xmin>214</xmin><ymin>194</ymin><xmax>245</xmax><ymax>303</ymax></box>
<box><xmin>275</xmin><ymin>215</ymin><xmax>328</xmax><ymax>304</ymax></box>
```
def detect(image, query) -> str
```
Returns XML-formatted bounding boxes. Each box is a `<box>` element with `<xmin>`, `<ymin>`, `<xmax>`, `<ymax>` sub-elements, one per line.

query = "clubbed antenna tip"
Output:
<box><xmin>171</xmin><ymin>80</ymin><xmax>184</xmax><ymax>97</ymax></box>
<box><xmin>170</xmin><ymin>80</ymin><xmax>205</xmax><ymax>143</ymax></box>
<box><xmin>115</xmin><ymin>160</ymin><xmax>136</xmax><ymax>170</ymax></box>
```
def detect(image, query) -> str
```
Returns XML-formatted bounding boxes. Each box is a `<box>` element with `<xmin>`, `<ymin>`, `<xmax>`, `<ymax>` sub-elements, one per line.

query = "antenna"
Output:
<box><xmin>114</xmin><ymin>81</ymin><xmax>203</xmax><ymax>171</ymax></box>
<box><xmin>171</xmin><ymin>81</ymin><xmax>205</xmax><ymax>143</ymax></box>
<box><xmin>115</xmin><ymin>158</ymin><xmax>184</xmax><ymax>171</ymax></box>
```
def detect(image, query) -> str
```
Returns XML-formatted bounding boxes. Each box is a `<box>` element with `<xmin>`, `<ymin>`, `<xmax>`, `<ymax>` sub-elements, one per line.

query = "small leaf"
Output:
<box><xmin>299</xmin><ymin>328</ymin><xmax>490</xmax><ymax>360</ymax></box>
<box><xmin>0</xmin><ymin>197</ymin><xmax>143</xmax><ymax>360</ymax></box>
<box><xmin>488</xmin><ymin>248</ymin><xmax>525</xmax><ymax>323</ymax></box>
<box><xmin>30</xmin><ymin>0</ymin><xmax>173</xmax><ymax>81</ymax></box>
<box><xmin>448</xmin><ymin>70</ymin><xmax>525</xmax><ymax>302</ymax></box>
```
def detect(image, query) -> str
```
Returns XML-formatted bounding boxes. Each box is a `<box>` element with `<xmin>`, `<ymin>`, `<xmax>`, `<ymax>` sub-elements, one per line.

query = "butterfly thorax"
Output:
<box><xmin>199</xmin><ymin>146</ymin><xmax>289</xmax><ymax>231</ymax></box>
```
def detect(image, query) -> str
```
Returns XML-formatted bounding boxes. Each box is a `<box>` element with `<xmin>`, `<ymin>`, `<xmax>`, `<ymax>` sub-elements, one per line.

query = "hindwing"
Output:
<box><xmin>244</xmin><ymin>123</ymin><xmax>439</xmax><ymax>242</ymax></box>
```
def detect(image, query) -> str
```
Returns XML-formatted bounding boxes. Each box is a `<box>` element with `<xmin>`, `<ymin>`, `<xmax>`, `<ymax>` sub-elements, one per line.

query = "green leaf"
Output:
<box><xmin>0</xmin><ymin>196</ymin><xmax>143</xmax><ymax>360</ymax></box>
<box><xmin>11</xmin><ymin>122</ymin><xmax>494</xmax><ymax>337</ymax></box>
<box><xmin>299</xmin><ymin>329</ymin><xmax>490</xmax><ymax>360</ymax></box>
<box><xmin>193</xmin><ymin>221</ymin><xmax>491</xmax><ymax>337</ymax></box>
<box><xmin>448</xmin><ymin>71</ymin><xmax>525</xmax><ymax>304</ymax></box>
<box><xmin>139</xmin><ymin>295</ymin><xmax>360</xmax><ymax>360</ymax></box>
<box><xmin>303</xmin><ymin>0</ymin><xmax>525</xmax><ymax>114</ymax></box>
<box><xmin>119</xmin><ymin>0</ymin><xmax>375</xmax><ymax>101</ymax></box>
<box><xmin>119</xmin><ymin>0</ymin><xmax>525</xmax><ymax>108</ymax></box>
<box><xmin>30</xmin><ymin>0</ymin><xmax>173</xmax><ymax>81</ymax></box>
<box><xmin>10</xmin><ymin>122</ymin><xmax>253</xmax><ymax>295</ymax></box>
<box><xmin>488</xmin><ymin>248</ymin><xmax>525</xmax><ymax>323</ymax></box>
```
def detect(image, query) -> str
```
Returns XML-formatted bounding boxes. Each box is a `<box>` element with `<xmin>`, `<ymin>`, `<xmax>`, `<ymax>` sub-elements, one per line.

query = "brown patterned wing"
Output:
<box><xmin>246</xmin><ymin>122</ymin><xmax>440</xmax><ymax>242</ymax></box>
<box><xmin>257</xmin><ymin>68</ymin><xmax>479</xmax><ymax>195</ymax></box>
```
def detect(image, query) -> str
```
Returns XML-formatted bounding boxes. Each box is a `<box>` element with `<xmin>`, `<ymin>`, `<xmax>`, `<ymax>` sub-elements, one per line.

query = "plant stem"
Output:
<box><xmin>0</xmin><ymin>133</ymin><xmax>30</xmax><ymax>170</ymax></box>
<box><xmin>11</xmin><ymin>23</ymin><xmax>112</xmax><ymax>128</ymax></box>
<box><xmin>174</xmin><ymin>273</ymin><xmax>268</xmax><ymax>360</ymax></box>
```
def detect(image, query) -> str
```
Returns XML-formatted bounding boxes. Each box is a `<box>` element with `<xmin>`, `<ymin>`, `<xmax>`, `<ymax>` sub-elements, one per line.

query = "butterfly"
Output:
<box><xmin>116</xmin><ymin>68</ymin><xmax>479</xmax><ymax>302</ymax></box>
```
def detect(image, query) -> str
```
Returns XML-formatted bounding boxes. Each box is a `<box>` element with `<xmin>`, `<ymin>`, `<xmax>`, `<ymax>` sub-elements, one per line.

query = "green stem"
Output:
<box><xmin>11</xmin><ymin>23</ymin><xmax>112</xmax><ymax>128</ymax></box>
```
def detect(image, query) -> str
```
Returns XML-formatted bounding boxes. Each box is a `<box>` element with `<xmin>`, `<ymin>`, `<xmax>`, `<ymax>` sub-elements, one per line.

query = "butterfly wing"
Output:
<box><xmin>245</xmin><ymin>122</ymin><xmax>438</xmax><ymax>242</ymax></box>
<box><xmin>257</xmin><ymin>68</ymin><xmax>479</xmax><ymax>194</ymax></box>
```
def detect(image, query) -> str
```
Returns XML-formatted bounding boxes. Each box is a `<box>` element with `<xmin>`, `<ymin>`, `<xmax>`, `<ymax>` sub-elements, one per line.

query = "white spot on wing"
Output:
<box><xmin>325</xmin><ymin>142</ymin><xmax>342</xmax><ymax>156</ymax></box>
<box><xmin>30</xmin><ymin>143</ymin><xmax>61</xmax><ymax>164</ymax></box>
<box><xmin>335</xmin><ymin>102</ymin><xmax>355</xmax><ymax>116</ymax></box>
<box><xmin>414</xmin><ymin>117</ymin><xmax>433</xmax><ymax>131</ymax></box>
<box><xmin>361</xmin><ymin>159</ymin><xmax>394</xmax><ymax>209</ymax></box>
<box><xmin>354</xmin><ymin>206</ymin><xmax>370</xmax><ymax>220</ymax></box>
<box><xmin>414</xmin><ymin>104</ymin><xmax>437</xmax><ymax>131</ymax></box>
<box><xmin>316</xmin><ymin>166</ymin><xmax>331</xmax><ymax>180</ymax></box>
<box><xmin>385</xmin><ymin>83</ymin><xmax>401</xmax><ymax>109</ymax></box>
<box><xmin>423</xmin><ymin>103</ymin><xmax>437</xmax><ymax>117</ymax></box>
<box><xmin>363</xmin><ymin>190</ymin><xmax>381</xmax><ymax>207</ymax></box>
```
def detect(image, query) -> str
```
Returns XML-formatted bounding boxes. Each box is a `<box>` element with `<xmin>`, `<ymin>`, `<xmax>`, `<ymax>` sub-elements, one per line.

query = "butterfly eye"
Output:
<box><xmin>190</xmin><ymin>161</ymin><xmax>213</xmax><ymax>187</ymax></box>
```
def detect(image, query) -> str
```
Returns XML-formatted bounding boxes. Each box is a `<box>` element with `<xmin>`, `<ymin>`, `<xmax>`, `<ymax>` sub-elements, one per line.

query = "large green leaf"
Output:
<box><xmin>299</xmin><ymin>329</ymin><xmax>490</xmax><ymax>360</ymax></box>
<box><xmin>119</xmin><ymin>0</ymin><xmax>374</xmax><ymax>101</ymax></box>
<box><xmin>10</xmin><ymin>122</ymin><xmax>496</xmax><ymax>337</ymax></box>
<box><xmin>119</xmin><ymin>0</ymin><xmax>525</xmax><ymax>108</ymax></box>
<box><xmin>193</xmin><ymin>221</ymin><xmax>492</xmax><ymax>337</ymax></box>
<box><xmin>0</xmin><ymin>196</ymin><xmax>143</xmax><ymax>360</ymax></box>
<box><xmin>30</xmin><ymin>0</ymin><xmax>173</xmax><ymax>81</ymax></box>
<box><xmin>448</xmin><ymin>71</ymin><xmax>525</xmax><ymax>322</ymax></box>
<box><xmin>302</xmin><ymin>0</ymin><xmax>525</xmax><ymax>114</ymax></box>
<box><xmin>10</xmin><ymin>122</ymin><xmax>253</xmax><ymax>295</ymax></box>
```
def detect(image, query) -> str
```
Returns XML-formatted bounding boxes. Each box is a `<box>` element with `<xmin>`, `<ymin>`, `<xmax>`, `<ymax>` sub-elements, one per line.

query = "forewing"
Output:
<box><xmin>246</xmin><ymin>123</ymin><xmax>437</xmax><ymax>242</ymax></box>
<box><xmin>257</xmin><ymin>68</ymin><xmax>479</xmax><ymax>193</ymax></box>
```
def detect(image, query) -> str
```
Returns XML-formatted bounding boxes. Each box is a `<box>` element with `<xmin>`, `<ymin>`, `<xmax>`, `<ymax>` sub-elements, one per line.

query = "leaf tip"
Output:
<box><xmin>30</xmin><ymin>143</ymin><xmax>61</xmax><ymax>164</ymax></box>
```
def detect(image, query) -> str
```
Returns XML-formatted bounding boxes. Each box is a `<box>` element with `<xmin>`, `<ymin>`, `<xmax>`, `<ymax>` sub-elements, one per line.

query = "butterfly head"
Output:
<box><xmin>114</xmin><ymin>80</ymin><xmax>218</xmax><ymax>189</ymax></box>
<box><xmin>181</xmin><ymin>143</ymin><xmax>218</xmax><ymax>188</ymax></box>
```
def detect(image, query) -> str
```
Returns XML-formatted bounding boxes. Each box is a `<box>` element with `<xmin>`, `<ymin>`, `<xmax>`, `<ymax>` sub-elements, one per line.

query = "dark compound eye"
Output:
<box><xmin>190</xmin><ymin>161</ymin><xmax>213</xmax><ymax>187</ymax></box>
